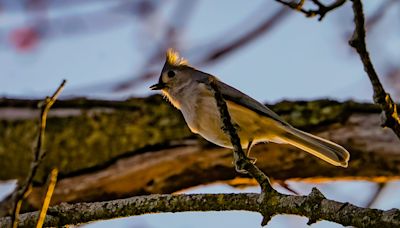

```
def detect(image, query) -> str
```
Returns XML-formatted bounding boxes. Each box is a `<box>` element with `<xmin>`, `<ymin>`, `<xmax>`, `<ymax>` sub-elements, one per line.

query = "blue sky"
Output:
<box><xmin>1</xmin><ymin>0</ymin><xmax>388</xmax><ymax>101</ymax></box>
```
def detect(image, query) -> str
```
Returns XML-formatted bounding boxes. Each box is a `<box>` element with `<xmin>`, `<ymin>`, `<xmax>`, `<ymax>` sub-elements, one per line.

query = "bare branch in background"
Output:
<box><xmin>361</xmin><ymin>0</ymin><xmax>400</xmax><ymax>99</ymax></box>
<box><xmin>349</xmin><ymin>0</ymin><xmax>400</xmax><ymax>139</ymax></box>
<box><xmin>365</xmin><ymin>0</ymin><xmax>397</xmax><ymax>30</ymax></box>
<box><xmin>275</xmin><ymin>181</ymin><xmax>299</xmax><ymax>195</ymax></box>
<box><xmin>200</xmin><ymin>7</ymin><xmax>289</xmax><ymax>64</ymax></box>
<box><xmin>112</xmin><ymin>0</ymin><xmax>198</xmax><ymax>92</ymax></box>
<box><xmin>4</xmin><ymin>1</ymin><xmax>166</xmax><ymax>51</ymax></box>
<box><xmin>275</xmin><ymin>0</ymin><xmax>346</xmax><ymax>20</ymax></box>
<box><xmin>365</xmin><ymin>183</ymin><xmax>386</xmax><ymax>208</ymax></box>
<box><xmin>0</xmin><ymin>80</ymin><xmax>66</xmax><ymax>227</ymax></box>
<box><xmin>275</xmin><ymin>0</ymin><xmax>400</xmax><ymax>138</ymax></box>
<box><xmin>110</xmin><ymin>2</ymin><xmax>289</xmax><ymax>92</ymax></box>
<box><xmin>386</xmin><ymin>68</ymin><xmax>400</xmax><ymax>99</ymax></box>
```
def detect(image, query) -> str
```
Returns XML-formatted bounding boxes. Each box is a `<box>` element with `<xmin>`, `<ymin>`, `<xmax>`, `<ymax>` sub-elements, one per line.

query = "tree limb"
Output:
<box><xmin>203</xmin><ymin>75</ymin><xmax>398</xmax><ymax>226</ymax></box>
<box><xmin>349</xmin><ymin>0</ymin><xmax>400</xmax><ymax>139</ymax></box>
<box><xmin>2</xmin><ymin>81</ymin><xmax>395</xmax><ymax>227</ymax></box>
<box><xmin>1</xmin><ymin>98</ymin><xmax>400</xmax><ymax>208</ymax></box>
<box><xmin>0</xmin><ymin>192</ymin><xmax>399</xmax><ymax>227</ymax></box>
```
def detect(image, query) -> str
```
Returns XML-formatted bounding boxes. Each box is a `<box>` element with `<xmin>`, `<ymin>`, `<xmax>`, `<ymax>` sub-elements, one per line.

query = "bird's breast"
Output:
<box><xmin>176</xmin><ymin>83</ymin><xmax>284</xmax><ymax>149</ymax></box>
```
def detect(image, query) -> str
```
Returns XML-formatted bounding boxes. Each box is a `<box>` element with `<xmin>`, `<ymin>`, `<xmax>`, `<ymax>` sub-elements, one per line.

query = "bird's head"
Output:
<box><xmin>150</xmin><ymin>49</ymin><xmax>197</xmax><ymax>92</ymax></box>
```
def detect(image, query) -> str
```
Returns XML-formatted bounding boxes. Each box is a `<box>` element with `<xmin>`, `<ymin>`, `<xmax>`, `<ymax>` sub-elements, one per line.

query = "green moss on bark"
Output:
<box><xmin>0</xmin><ymin>96</ymin><xmax>191</xmax><ymax>182</ymax></box>
<box><xmin>0</xmin><ymin>96</ymin><xmax>379</xmax><ymax>182</ymax></box>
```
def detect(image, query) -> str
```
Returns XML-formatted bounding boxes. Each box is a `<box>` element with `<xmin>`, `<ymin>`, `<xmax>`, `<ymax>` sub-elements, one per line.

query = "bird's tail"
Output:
<box><xmin>277</xmin><ymin>126</ymin><xmax>350</xmax><ymax>167</ymax></box>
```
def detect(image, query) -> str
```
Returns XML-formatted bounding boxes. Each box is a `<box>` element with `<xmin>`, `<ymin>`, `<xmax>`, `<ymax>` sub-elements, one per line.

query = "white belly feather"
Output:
<box><xmin>178</xmin><ymin>84</ymin><xmax>284</xmax><ymax>149</ymax></box>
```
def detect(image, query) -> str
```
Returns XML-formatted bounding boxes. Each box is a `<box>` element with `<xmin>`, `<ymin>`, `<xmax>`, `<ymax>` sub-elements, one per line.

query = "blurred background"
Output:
<box><xmin>1</xmin><ymin>0</ymin><xmax>400</xmax><ymax>227</ymax></box>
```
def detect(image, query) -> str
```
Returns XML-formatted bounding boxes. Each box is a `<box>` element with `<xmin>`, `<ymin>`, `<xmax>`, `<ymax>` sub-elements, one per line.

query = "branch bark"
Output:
<box><xmin>1</xmin><ymin>97</ymin><xmax>400</xmax><ymax>209</ymax></box>
<box><xmin>348</xmin><ymin>0</ymin><xmax>400</xmax><ymax>139</ymax></box>
<box><xmin>276</xmin><ymin>0</ymin><xmax>400</xmax><ymax>139</ymax></box>
<box><xmin>1</xmin><ymin>191</ymin><xmax>399</xmax><ymax>227</ymax></box>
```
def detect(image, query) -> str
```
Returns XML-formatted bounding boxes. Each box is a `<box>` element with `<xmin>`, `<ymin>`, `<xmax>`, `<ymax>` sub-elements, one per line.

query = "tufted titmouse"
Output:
<box><xmin>150</xmin><ymin>49</ymin><xmax>350</xmax><ymax>167</ymax></box>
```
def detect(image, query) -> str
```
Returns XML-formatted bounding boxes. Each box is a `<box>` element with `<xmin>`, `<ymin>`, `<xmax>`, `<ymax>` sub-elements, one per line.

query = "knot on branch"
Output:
<box><xmin>348</xmin><ymin>35</ymin><xmax>359</xmax><ymax>49</ymax></box>
<box><xmin>373</xmin><ymin>92</ymin><xmax>386</xmax><ymax>105</ymax></box>
<box><xmin>257</xmin><ymin>190</ymin><xmax>279</xmax><ymax>227</ymax></box>
<box><xmin>305</xmin><ymin>188</ymin><xmax>326</xmax><ymax>225</ymax></box>
<box><xmin>261</xmin><ymin>212</ymin><xmax>276</xmax><ymax>227</ymax></box>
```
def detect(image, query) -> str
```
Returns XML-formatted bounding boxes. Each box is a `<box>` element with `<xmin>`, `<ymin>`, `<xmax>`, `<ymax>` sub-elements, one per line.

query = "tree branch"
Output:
<box><xmin>1</xmin><ymin>98</ymin><xmax>400</xmax><ymax>208</ymax></box>
<box><xmin>349</xmin><ymin>0</ymin><xmax>400</xmax><ymax>139</ymax></box>
<box><xmin>0</xmin><ymin>80</ymin><xmax>66</xmax><ymax>226</ymax></box>
<box><xmin>201</xmin><ymin>7</ymin><xmax>289</xmax><ymax>64</ymax></box>
<box><xmin>206</xmin><ymin>77</ymin><xmax>278</xmax><ymax>224</ymax></box>
<box><xmin>1</xmin><ymin>192</ymin><xmax>399</xmax><ymax>227</ymax></box>
<box><xmin>202</xmin><ymin>76</ymin><xmax>398</xmax><ymax>226</ymax></box>
<box><xmin>275</xmin><ymin>0</ymin><xmax>346</xmax><ymax>20</ymax></box>
<box><xmin>206</xmin><ymin>77</ymin><xmax>275</xmax><ymax>195</ymax></box>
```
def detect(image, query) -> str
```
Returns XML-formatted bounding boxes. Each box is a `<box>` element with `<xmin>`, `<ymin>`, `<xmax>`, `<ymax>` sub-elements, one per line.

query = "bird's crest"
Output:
<box><xmin>166</xmin><ymin>48</ymin><xmax>188</xmax><ymax>67</ymax></box>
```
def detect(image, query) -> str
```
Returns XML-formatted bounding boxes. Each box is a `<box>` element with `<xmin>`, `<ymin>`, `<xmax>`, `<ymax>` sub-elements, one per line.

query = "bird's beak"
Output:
<box><xmin>150</xmin><ymin>82</ymin><xmax>167</xmax><ymax>90</ymax></box>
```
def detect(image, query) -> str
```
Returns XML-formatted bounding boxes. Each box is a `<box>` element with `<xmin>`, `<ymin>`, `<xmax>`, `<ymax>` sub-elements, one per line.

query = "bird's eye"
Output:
<box><xmin>167</xmin><ymin>70</ymin><xmax>175</xmax><ymax>78</ymax></box>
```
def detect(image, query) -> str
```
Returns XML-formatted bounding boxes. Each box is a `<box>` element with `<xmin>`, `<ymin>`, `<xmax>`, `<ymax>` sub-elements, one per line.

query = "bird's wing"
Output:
<box><xmin>215</xmin><ymin>79</ymin><xmax>290</xmax><ymax>127</ymax></box>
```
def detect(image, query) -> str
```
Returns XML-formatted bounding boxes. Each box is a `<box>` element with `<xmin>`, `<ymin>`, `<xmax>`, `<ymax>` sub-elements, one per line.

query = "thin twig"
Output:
<box><xmin>36</xmin><ymin>168</ymin><xmax>58</xmax><ymax>228</ymax></box>
<box><xmin>275</xmin><ymin>180</ymin><xmax>299</xmax><ymax>195</ymax></box>
<box><xmin>349</xmin><ymin>0</ymin><xmax>400</xmax><ymax>139</ymax></box>
<box><xmin>206</xmin><ymin>77</ymin><xmax>274</xmax><ymax>191</ymax></box>
<box><xmin>275</xmin><ymin>0</ymin><xmax>346</xmax><ymax>20</ymax></box>
<box><xmin>5</xmin><ymin>80</ymin><xmax>67</xmax><ymax>228</ymax></box>
<box><xmin>365</xmin><ymin>183</ymin><xmax>386</xmax><ymax>208</ymax></box>
<box><xmin>206</xmin><ymin>77</ymin><xmax>282</xmax><ymax>224</ymax></box>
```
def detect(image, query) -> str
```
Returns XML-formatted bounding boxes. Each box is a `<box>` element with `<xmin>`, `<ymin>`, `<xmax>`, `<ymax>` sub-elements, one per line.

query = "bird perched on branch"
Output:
<box><xmin>150</xmin><ymin>49</ymin><xmax>350</xmax><ymax>168</ymax></box>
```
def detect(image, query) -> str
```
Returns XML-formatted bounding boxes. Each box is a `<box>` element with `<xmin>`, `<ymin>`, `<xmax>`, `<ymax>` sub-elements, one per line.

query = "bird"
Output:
<box><xmin>150</xmin><ymin>49</ymin><xmax>350</xmax><ymax>168</ymax></box>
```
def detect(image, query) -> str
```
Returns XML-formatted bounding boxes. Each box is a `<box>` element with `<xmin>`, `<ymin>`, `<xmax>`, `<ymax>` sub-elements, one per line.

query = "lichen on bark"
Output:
<box><xmin>0</xmin><ymin>95</ymin><xmax>191</xmax><ymax>182</ymax></box>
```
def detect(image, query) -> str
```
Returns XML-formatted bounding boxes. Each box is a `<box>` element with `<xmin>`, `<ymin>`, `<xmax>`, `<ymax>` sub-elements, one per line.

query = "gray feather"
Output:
<box><xmin>215</xmin><ymin>79</ymin><xmax>289</xmax><ymax>127</ymax></box>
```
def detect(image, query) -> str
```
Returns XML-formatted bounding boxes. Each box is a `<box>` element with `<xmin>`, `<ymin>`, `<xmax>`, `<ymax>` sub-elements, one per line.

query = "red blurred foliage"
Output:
<box><xmin>9</xmin><ymin>27</ymin><xmax>40</xmax><ymax>52</ymax></box>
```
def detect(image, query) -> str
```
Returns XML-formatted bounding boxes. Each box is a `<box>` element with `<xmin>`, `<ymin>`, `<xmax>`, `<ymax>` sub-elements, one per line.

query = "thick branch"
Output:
<box><xmin>0</xmin><ymin>192</ymin><xmax>399</xmax><ymax>227</ymax></box>
<box><xmin>349</xmin><ymin>0</ymin><xmax>400</xmax><ymax>139</ymax></box>
<box><xmin>1</xmin><ymin>98</ymin><xmax>400</xmax><ymax>209</ymax></box>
